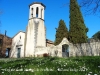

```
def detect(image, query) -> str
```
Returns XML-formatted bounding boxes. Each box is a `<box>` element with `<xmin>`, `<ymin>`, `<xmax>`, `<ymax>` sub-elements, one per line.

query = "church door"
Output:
<box><xmin>62</xmin><ymin>44</ymin><xmax>69</xmax><ymax>57</ymax></box>
<box><xmin>17</xmin><ymin>48</ymin><xmax>21</xmax><ymax>58</ymax></box>
<box><xmin>6</xmin><ymin>48</ymin><xmax>11</xmax><ymax>58</ymax></box>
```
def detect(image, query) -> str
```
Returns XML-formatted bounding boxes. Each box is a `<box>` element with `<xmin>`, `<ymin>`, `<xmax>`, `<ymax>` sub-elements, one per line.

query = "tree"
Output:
<box><xmin>54</xmin><ymin>19</ymin><xmax>68</xmax><ymax>45</ymax></box>
<box><xmin>92</xmin><ymin>31</ymin><xmax>100</xmax><ymax>40</ymax></box>
<box><xmin>69</xmin><ymin>0</ymin><xmax>88</xmax><ymax>44</ymax></box>
<box><xmin>80</xmin><ymin>0</ymin><xmax>100</xmax><ymax>15</ymax></box>
<box><xmin>62</xmin><ymin>0</ymin><xmax>100</xmax><ymax>15</ymax></box>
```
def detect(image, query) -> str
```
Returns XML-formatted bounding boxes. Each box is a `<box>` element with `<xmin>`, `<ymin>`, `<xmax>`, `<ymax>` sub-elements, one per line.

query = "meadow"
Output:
<box><xmin>0</xmin><ymin>56</ymin><xmax>100</xmax><ymax>75</ymax></box>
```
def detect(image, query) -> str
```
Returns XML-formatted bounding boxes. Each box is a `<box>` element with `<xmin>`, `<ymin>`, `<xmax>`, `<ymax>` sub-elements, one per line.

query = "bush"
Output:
<box><xmin>43</xmin><ymin>53</ymin><xmax>49</xmax><ymax>57</ymax></box>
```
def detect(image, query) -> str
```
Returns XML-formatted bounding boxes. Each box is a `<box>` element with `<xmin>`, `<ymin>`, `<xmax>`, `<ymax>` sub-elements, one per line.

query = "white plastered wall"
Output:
<box><xmin>36</xmin><ymin>19</ymin><xmax>46</xmax><ymax>47</ymax></box>
<box><xmin>10</xmin><ymin>31</ymin><xmax>25</xmax><ymax>58</ymax></box>
<box><xmin>25</xmin><ymin>19</ymin><xmax>35</xmax><ymax>57</ymax></box>
<box><xmin>25</xmin><ymin>3</ymin><xmax>46</xmax><ymax>57</ymax></box>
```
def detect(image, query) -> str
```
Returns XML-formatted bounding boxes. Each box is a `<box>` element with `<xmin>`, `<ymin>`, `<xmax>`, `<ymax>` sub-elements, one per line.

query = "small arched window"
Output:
<box><xmin>20</xmin><ymin>36</ymin><xmax>21</xmax><ymax>39</ymax></box>
<box><xmin>36</xmin><ymin>7</ymin><xmax>39</xmax><ymax>17</ymax></box>
<box><xmin>31</xmin><ymin>8</ymin><xmax>33</xmax><ymax>17</ymax></box>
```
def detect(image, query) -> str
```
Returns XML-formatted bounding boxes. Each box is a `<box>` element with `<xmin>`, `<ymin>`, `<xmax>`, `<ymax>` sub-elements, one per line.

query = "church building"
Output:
<box><xmin>10</xmin><ymin>2</ymin><xmax>55</xmax><ymax>58</ymax></box>
<box><xmin>8</xmin><ymin>2</ymin><xmax>100</xmax><ymax>58</ymax></box>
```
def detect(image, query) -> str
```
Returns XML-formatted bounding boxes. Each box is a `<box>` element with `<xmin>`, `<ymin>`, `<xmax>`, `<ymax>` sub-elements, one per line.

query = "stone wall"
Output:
<box><xmin>69</xmin><ymin>42</ymin><xmax>100</xmax><ymax>57</ymax></box>
<box><xmin>10</xmin><ymin>36</ymin><xmax>100</xmax><ymax>58</ymax></box>
<box><xmin>0</xmin><ymin>34</ymin><xmax>12</xmax><ymax>57</ymax></box>
<box><xmin>35</xmin><ymin>38</ymin><xmax>100</xmax><ymax>57</ymax></box>
<box><xmin>35</xmin><ymin>45</ymin><xmax>62</xmax><ymax>57</ymax></box>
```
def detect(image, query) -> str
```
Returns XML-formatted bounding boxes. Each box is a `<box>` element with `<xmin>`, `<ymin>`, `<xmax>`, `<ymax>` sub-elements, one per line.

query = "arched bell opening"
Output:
<box><xmin>36</xmin><ymin>7</ymin><xmax>39</xmax><ymax>18</ymax></box>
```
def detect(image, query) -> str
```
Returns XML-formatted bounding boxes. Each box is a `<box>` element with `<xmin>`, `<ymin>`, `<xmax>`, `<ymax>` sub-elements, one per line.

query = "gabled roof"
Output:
<box><xmin>46</xmin><ymin>39</ymin><xmax>54</xmax><ymax>44</ymax></box>
<box><xmin>12</xmin><ymin>31</ymin><xmax>25</xmax><ymax>39</ymax></box>
<box><xmin>59</xmin><ymin>37</ymin><xmax>69</xmax><ymax>46</ymax></box>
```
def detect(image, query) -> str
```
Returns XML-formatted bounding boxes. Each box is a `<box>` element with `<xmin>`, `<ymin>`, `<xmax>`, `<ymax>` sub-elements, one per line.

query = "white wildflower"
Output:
<box><xmin>29</xmin><ymin>68</ymin><xmax>32</xmax><ymax>71</ymax></box>
<box><xmin>98</xmin><ymin>66</ymin><xmax>100</xmax><ymax>68</ymax></box>
<box><xmin>89</xmin><ymin>72</ymin><xmax>92</xmax><ymax>74</ymax></box>
<box><xmin>25</xmin><ymin>69</ymin><xmax>28</xmax><ymax>71</ymax></box>
<box><xmin>64</xmin><ymin>65</ymin><xmax>66</xmax><ymax>67</ymax></box>
<box><xmin>61</xmin><ymin>68</ymin><xmax>63</xmax><ymax>70</ymax></box>
<box><xmin>57</xmin><ymin>68</ymin><xmax>60</xmax><ymax>71</ymax></box>
<box><xmin>31</xmin><ymin>70</ymin><xmax>34</xmax><ymax>72</ymax></box>
<box><xmin>38</xmin><ymin>65</ymin><xmax>39</xmax><ymax>67</ymax></box>
<box><xmin>21</xmin><ymin>65</ymin><xmax>22</xmax><ymax>68</ymax></box>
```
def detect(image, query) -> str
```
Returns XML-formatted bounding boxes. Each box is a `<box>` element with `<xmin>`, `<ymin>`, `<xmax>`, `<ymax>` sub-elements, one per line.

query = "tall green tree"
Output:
<box><xmin>92</xmin><ymin>31</ymin><xmax>100</xmax><ymax>40</ymax></box>
<box><xmin>69</xmin><ymin>0</ymin><xmax>88</xmax><ymax>44</ymax></box>
<box><xmin>54</xmin><ymin>19</ymin><xmax>68</xmax><ymax>45</ymax></box>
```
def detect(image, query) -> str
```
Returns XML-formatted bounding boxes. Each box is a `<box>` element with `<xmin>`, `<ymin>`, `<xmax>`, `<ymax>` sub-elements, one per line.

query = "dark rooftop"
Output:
<box><xmin>0</xmin><ymin>33</ymin><xmax>12</xmax><ymax>39</ymax></box>
<box><xmin>29</xmin><ymin>2</ymin><xmax>46</xmax><ymax>9</ymax></box>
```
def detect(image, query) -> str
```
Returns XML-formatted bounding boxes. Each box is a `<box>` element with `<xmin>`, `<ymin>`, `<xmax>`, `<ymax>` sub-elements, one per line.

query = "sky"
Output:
<box><xmin>0</xmin><ymin>0</ymin><xmax>100</xmax><ymax>42</ymax></box>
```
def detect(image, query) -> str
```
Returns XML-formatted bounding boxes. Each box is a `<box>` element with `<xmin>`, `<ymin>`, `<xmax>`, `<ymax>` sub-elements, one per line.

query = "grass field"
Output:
<box><xmin>0</xmin><ymin>56</ymin><xmax>100</xmax><ymax>75</ymax></box>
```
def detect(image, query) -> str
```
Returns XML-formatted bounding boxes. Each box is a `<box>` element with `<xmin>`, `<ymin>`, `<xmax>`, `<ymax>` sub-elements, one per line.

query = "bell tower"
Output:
<box><xmin>29</xmin><ymin>2</ymin><xmax>45</xmax><ymax>20</ymax></box>
<box><xmin>25</xmin><ymin>2</ymin><xmax>46</xmax><ymax>57</ymax></box>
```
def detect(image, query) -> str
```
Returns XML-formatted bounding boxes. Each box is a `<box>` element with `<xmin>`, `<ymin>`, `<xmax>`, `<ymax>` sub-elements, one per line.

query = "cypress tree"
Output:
<box><xmin>54</xmin><ymin>19</ymin><xmax>68</xmax><ymax>45</ymax></box>
<box><xmin>92</xmin><ymin>31</ymin><xmax>100</xmax><ymax>40</ymax></box>
<box><xmin>69</xmin><ymin>0</ymin><xmax>88</xmax><ymax>44</ymax></box>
